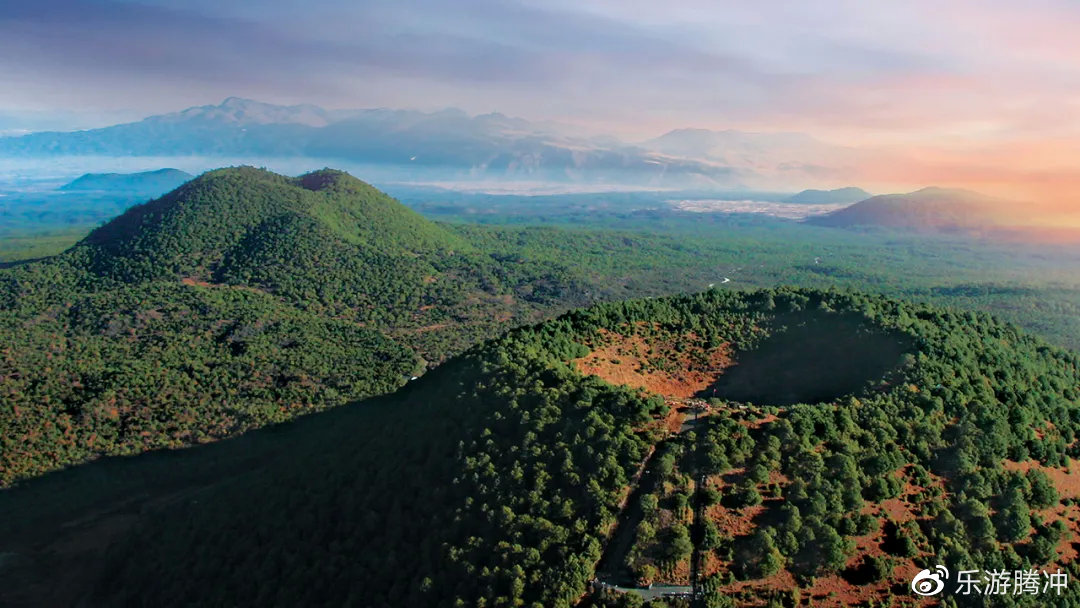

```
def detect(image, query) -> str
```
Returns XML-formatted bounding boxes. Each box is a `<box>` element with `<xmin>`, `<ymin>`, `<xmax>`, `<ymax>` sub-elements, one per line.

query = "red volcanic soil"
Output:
<box><xmin>572</xmin><ymin>328</ymin><xmax>732</xmax><ymax>399</ymax></box>
<box><xmin>1005</xmin><ymin>458</ymin><xmax>1080</xmax><ymax>499</ymax></box>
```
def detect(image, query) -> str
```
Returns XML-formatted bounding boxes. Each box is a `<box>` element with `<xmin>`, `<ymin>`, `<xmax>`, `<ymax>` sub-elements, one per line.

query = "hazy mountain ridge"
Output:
<box><xmin>60</xmin><ymin>168</ymin><xmax>193</xmax><ymax>193</ymax></box>
<box><xmin>643</xmin><ymin>127</ymin><xmax>862</xmax><ymax>184</ymax></box>
<box><xmin>785</xmin><ymin>186</ymin><xmax>871</xmax><ymax>205</ymax></box>
<box><xmin>0</xmin><ymin>98</ymin><xmax>859</xmax><ymax>187</ymax></box>
<box><xmin>152</xmin><ymin>97</ymin><xmax>341</xmax><ymax>127</ymax></box>
<box><xmin>808</xmin><ymin>186</ymin><xmax>1017</xmax><ymax>232</ymax></box>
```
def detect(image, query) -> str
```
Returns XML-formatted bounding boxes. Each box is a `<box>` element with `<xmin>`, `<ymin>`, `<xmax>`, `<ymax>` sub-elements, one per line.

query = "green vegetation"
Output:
<box><xmin>76</xmin><ymin>167</ymin><xmax>467</xmax><ymax>281</ymax></box>
<box><xmin>0</xmin><ymin>228</ymin><xmax>86</xmax><ymax>263</ymax></box>
<box><xmin>4</xmin><ymin>288</ymin><xmax>1080</xmax><ymax>607</ymax></box>
<box><xmin>6</xmin><ymin>168</ymin><xmax>1080</xmax><ymax>606</ymax></box>
<box><xmin>623</xmin><ymin>443</ymin><xmax>697</xmax><ymax>584</ymax></box>
<box><xmin>9</xmin><ymin>174</ymin><xmax>1080</xmax><ymax>351</ymax></box>
<box><xmin>599</xmin><ymin>290</ymin><xmax>1080</xmax><ymax>606</ymax></box>
<box><xmin>0</xmin><ymin>281</ymin><xmax>418</xmax><ymax>484</ymax></box>
<box><xmin>0</xmin><ymin>191</ymin><xmax>154</xmax><ymax>244</ymax></box>
<box><xmin>404</xmin><ymin>188</ymin><xmax>1080</xmax><ymax>353</ymax></box>
<box><xmin>3</xmin><ymin>303</ymin><xmax>670</xmax><ymax>607</ymax></box>
<box><xmin>0</xmin><ymin>167</ymin><xmax>592</xmax><ymax>485</ymax></box>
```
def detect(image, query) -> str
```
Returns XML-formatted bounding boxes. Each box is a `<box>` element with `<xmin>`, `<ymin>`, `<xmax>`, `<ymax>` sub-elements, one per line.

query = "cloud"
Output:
<box><xmin>0</xmin><ymin>0</ymin><xmax>952</xmax><ymax>126</ymax></box>
<box><xmin>1</xmin><ymin>0</ymin><xmax>1080</xmax><ymax>206</ymax></box>
<box><xmin>0</xmin><ymin>0</ymin><xmax>777</xmax><ymax>112</ymax></box>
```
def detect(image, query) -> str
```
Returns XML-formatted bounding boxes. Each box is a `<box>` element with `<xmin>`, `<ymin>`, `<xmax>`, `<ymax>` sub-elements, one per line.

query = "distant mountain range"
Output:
<box><xmin>785</xmin><ymin>187</ymin><xmax>871</xmax><ymax>205</ymax></box>
<box><xmin>0</xmin><ymin>97</ymin><xmax>865</xmax><ymax>188</ymax></box>
<box><xmin>60</xmin><ymin>168</ymin><xmax>193</xmax><ymax>193</ymax></box>
<box><xmin>644</xmin><ymin>128</ymin><xmax>861</xmax><ymax>185</ymax></box>
<box><xmin>808</xmin><ymin>187</ymin><xmax>1016</xmax><ymax>232</ymax></box>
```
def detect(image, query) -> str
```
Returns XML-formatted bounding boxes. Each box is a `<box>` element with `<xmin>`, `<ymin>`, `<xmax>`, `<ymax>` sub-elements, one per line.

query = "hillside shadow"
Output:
<box><xmin>0</xmin><ymin>256</ymin><xmax>49</xmax><ymax>269</ymax></box>
<box><xmin>699</xmin><ymin>311</ymin><xmax>912</xmax><ymax>406</ymax></box>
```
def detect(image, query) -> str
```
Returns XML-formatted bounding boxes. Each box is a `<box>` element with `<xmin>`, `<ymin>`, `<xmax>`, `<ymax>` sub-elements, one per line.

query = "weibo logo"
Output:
<box><xmin>911</xmin><ymin>565</ymin><xmax>949</xmax><ymax>596</ymax></box>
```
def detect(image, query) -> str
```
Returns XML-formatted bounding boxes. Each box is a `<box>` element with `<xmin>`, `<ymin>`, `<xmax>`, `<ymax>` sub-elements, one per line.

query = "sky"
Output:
<box><xmin>1</xmin><ymin>0</ymin><xmax>1079</xmax><ymax>208</ymax></box>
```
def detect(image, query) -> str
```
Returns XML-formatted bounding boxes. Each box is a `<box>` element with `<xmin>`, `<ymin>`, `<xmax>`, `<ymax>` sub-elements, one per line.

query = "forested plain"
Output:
<box><xmin>8</xmin><ymin>176</ymin><xmax>1080</xmax><ymax>352</ymax></box>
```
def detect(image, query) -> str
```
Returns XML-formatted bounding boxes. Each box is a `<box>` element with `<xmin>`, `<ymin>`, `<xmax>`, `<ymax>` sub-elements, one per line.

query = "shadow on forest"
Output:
<box><xmin>699</xmin><ymin>311</ymin><xmax>912</xmax><ymax>406</ymax></box>
<box><xmin>0</xmin><ymin>256</ymin><xmax>48</xmax><ymax>270</ymax></box>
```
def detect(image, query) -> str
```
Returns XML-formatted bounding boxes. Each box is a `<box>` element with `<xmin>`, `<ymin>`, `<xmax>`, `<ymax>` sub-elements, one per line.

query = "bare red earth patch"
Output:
<box><xmin>572</xmin><ymin>328</ymin><xmax>732</xmax><ymax>399</ymax></box>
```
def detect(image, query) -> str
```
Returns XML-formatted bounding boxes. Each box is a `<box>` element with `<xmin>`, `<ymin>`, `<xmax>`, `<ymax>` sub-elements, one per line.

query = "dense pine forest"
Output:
<box><xmin>3</xmin><ymin>288</ymin><xmax>1080</xmax><ymax>607</ymax></box>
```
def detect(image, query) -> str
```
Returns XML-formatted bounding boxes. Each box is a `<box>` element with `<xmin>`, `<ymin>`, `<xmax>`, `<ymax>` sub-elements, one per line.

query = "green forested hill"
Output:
<box><xmin>60</xmin><ymin>168</ymin><xmax>194</xmax><ymax>194</ymax></box>
<box><xmin>76</xmin><ymin>166</ymin><xmax>470</xmax><ymax>281</ymax></box>
<box><xmin>4</xmin><ymin>288</ymin><xmax>1080</xmax><ymax>607</ymax></box>
<box><xmin>0</xmin><ymin>168</ymin><xmax>591</xmax><ymax>486</ymax></box>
